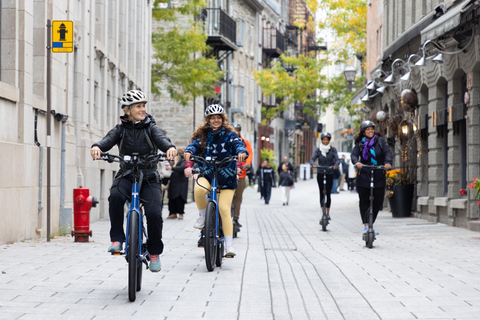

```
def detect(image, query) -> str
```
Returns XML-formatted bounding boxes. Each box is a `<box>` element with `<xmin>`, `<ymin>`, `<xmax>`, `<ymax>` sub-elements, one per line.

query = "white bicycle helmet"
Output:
<box><xmin>204</xmin><ymin>104</ymin><xmax>225</xmax><ymax>117</ymax></box>
<box><xmin>121</xmin><ymin>90</ymin><xmax>147</xmax><ymax>107</ymax></box>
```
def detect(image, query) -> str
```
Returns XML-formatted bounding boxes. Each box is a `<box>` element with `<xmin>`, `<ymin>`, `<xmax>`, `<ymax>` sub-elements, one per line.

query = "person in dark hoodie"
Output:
<box><xmin>90</xmin><ymin>90</ymin><xmax>177</xmax><ymax>273</ymax></box>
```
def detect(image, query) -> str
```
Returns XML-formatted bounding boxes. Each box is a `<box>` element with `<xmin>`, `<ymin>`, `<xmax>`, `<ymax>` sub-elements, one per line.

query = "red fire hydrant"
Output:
<box><xmin>72</xmin><ymin>187</ymin><xmax>98</xmax><ymax>242</ymax></box>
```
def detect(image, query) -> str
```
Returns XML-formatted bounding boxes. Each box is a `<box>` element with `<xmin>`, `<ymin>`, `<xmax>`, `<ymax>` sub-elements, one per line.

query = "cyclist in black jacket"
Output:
<box><xmin>90</xmin><ymin>90</ymin><xmax>176</xmax><ymax>273</ymax></box>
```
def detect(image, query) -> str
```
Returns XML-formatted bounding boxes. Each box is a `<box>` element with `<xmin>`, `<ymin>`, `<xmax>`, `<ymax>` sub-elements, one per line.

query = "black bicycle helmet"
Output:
<box><xmin>120</xmin><ymin>90</ymin><xmax>147</xmax><ymax>107</ymax></box>
<box><xmin>204</xmin><ymin>104</ymin><xmax>225</xmax><ymax>117</ymax></box>
<box><xmin>320</xmin><ymin>132</ymin><xmax>332</xmax><ymax>140</ymax></box>
<box><xmin>360</xmin><ymin>120</ymin><xmax>376</xmax><ymax>134</ymax></box>
<box><xmin>232</xmin><ymin>123</ymin><xmax>242</xmax><ymax>131</ymax></box>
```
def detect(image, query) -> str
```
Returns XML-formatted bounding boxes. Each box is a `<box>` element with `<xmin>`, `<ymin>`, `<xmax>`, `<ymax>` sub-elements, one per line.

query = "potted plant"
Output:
<box><xmin>386</xmin><ymin>168</ymin><xmax>415</xmax><ymax>217</ymax></box>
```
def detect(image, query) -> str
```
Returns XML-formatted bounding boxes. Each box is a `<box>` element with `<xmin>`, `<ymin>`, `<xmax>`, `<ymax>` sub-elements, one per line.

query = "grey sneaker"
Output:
<box><xmin>150</xmin><ymin>254</ymin><xmax>161</xmax><ymax>272</ymax></box>
<box><xmin>107</xmin><ymin>241</ymin><xmax>123</xmax><ymax>253</ymax></box>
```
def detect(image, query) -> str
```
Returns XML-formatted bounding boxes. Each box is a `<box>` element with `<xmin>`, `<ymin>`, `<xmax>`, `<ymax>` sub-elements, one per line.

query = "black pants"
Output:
<box><xmin>108</xmin><ymin>178</ymin><xmax>164</xmax><ymax>255</ymax></box>
<box><xmin>356</xmin><ymin>186</ymin><xmax>385</xmax><ymax>225</ymax></box>
<box><xmin>316</xmin><ymin>173</ymin><xmax>333</xmax><ymax>208</ymax></box>
<box><xmin>169</xmin><ymin>196</ymin><xmax>186</xmax><ymax>215</ymax></box>
<box><xmin>263</xmin><ymin>182</ymin><xmax>272</xmax><ymax>203</ymax></box>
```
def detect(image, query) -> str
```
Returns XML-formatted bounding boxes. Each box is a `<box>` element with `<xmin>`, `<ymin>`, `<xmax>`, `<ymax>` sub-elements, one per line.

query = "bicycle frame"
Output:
<box><xmin>124</xmin><ymin>175</ymin><xmax>145</xmax><ymax>263</ymax></box>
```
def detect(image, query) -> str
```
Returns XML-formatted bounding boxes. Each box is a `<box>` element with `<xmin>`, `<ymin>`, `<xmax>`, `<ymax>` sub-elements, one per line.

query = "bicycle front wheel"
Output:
<box><xmin>204</xmin><ymin>201</ymin><xmax>217</xmax><ymax>272</ymax></box>
<box><xmin>128</xmin><ymin>210</ymin><xmax>139</xmax><ymax>302</ymax></box>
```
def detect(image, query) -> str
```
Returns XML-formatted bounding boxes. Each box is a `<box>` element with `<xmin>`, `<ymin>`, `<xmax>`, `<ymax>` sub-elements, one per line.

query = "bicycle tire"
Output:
<box><xmin>204</xmin><ymin>201</ymin><xmax>217</xmax><ymax>272</ymax></box>
<box><xmin>215</xmin><ymin>239</ymin><xmax>224</xmax><ymax>267</ymax></box>
<box><xmin>128</xmin><ymin>210</ymin><xmax>139</xmax><ymax>302</ymax></box>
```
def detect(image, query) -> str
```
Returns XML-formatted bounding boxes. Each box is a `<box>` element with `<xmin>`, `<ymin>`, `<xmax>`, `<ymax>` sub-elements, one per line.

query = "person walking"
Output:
<box><xmin>231</xmin><ymin>123</ymin><xmax>253</xmax><ymax>229</ymax></box>
<box><xmin>258</xmin><ymin>159</ymin><xmax>275</xmax><ymax>204</ymax></box>
<box><xmin>346</xmin><ymin>158</ymin><xmax>356</xmax><ymax>192</ymax></box>
<box><xmin>183</xmin><ymin>104</ymin><xmax>247</xmax><ymax>257</ymax></box>
<box><xmin>339</xmin><ymin>155</ymin><xmax>348</xmax><ymax>191</ymax></box>
<box><xmin>310</xmin><ymin>132</ymin><xmax>340</xmax><ymax>220</ymax></box>
<box><xmin>278</xmin><ymin>163</ymin><xmax>294</xmax><ymax>205</ymax></box>
<box><xmin>351</xmin><ymin>120</ymin><xmax>392</xmax><ymax>235</ymax></box>
<box><xmin>278</xmin><ymin>156</ymin><xmax>295</xmax><ymax>179</ymax></box>
<box><xmin>167</xmin><ymin>147</ymin><xmax>188</xmax><ymax>220</ymax></box>
<box><xmin>90</xmin><ymin>89</ymin><xmax>177</xmax><ymax>273</ymax></box>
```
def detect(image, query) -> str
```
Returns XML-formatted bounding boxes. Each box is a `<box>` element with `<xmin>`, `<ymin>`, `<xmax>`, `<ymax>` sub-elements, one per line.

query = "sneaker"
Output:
<box><xmin>234</xmin><ymin>219</ymin><xmax>243</xmax><ymax>228</ymax></box>
<box><xmin>363</xmin><ymin>225</ymin><xmax>369</xmax><ymax>234</ymax></box>
<box><xmin>194</xmin><ymin>216</ymin><xmax>205</xmax><ymax>229</ymax></box>
<box><xmin>167</xmin><ymin>214</ymin><xmax>177</xmax><ymax>219</ymax></box>
<box><xmin>327</xmin><ymin>214</ymin><xmax>331</xmax><ymax>220</ymax></box>
<box><xmin>150</xmin><ymin>254</ymin><xmax>161</xmax><ymax>272</ymax></box>
<box><xmin>107</xmin><ymin>241</ymin><xmax>123</xmax><ymax>253</ymax></box>
<box><xmin>225</xmin><ymin>246</ymin><xmax>236</xmax><ymax>257</ymax></box>
<box><xmin>373</xmin><ymin>229</ymin><xmax>379</xmax><ymax>235</ymax></box>
<box><xmin>178</xmin><ymin>214</ymin><xmax>184</xmax><ymax>220</ymax></box>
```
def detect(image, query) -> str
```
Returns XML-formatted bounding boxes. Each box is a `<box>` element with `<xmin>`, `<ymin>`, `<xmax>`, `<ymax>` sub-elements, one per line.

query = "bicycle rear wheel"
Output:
<box><xmin>204</xmin><ymin>201</ymin><xmax>217</xmax><ymax>272</ymax></box>
<box><xmin>128</xmin><ymin>210</ymin><xmax>139</xmax><ymax>302</ymax></box>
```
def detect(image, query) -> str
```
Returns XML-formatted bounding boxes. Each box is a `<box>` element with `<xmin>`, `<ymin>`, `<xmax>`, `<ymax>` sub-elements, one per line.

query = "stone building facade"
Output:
<box><xmin>0</xmin><ymin>0</ymin><xmax>153</xmax><ymax>243</ymax></box>
<box><xmin>364</xmin><ymin>0</ymin><xmax>480</xmax><ymax>230</ymax></box>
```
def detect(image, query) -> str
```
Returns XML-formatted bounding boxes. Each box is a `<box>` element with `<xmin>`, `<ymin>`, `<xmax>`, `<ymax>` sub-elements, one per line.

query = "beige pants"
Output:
<box><xmin>194</xmin><ymin>177</ymin><xmax>235</xmax><ymax>236</ymax></box>
<box><xmin>234</xmin><ymin>178</ymin><xmax>246</xmax><ymax>220</ymax></box>
<box><xmin>339</xmin><ymin>173</ymin><xmax>346</xmax><ymax>190</ymax></box>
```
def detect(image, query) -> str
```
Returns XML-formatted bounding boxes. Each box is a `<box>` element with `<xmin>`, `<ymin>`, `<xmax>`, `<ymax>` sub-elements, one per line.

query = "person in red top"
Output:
<box><xmin>232</xmin><ymin>123</ymin><xmax>253</xmax><ymax>228</ymax></box>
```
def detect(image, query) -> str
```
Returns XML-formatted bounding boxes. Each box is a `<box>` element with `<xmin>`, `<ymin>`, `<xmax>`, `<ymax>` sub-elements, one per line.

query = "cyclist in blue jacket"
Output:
<box><xmin>184</xmin><ymin>104</ymin><xmax>247</xmax><ymax>257</ymax></box>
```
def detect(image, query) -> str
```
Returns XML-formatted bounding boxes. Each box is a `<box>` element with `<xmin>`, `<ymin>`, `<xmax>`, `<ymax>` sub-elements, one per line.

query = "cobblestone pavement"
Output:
<box><xmin>2</xmin><ymin>178</ymin><xmax>480</xmax><ymax>320</ymax></box>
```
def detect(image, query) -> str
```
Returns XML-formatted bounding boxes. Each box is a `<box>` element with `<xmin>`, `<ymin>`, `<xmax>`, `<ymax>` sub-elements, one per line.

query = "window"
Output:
<box><xmin>236</xmin><ymin>18</ymin><xmax>244</xmax><ymax>47</ymax></box>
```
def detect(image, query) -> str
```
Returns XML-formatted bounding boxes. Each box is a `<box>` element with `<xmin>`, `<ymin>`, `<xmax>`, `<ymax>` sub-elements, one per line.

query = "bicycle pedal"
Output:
<box><xmin>111</xmin><ymin>252</ymin><xmax>123</xmax><ymax>256</ymax></box>
<box><xmin>225</xmin><ymin>254</ymin><xmax>235</xmax><ymax>258</ymax></box>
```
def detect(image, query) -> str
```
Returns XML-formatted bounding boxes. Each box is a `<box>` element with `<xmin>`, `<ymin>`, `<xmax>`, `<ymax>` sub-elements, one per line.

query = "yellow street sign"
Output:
<box><xmin>52</xmin><ymin>20</ymin><xmax>73</xmax><ymax>53</ymax></box>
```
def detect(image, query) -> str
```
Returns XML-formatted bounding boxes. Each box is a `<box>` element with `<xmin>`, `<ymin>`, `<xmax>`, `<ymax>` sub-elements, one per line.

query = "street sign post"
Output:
<box><xmin>46</xmin><ymin>19</ymin><xmax>74</xmax><ymax>242</ymax></box>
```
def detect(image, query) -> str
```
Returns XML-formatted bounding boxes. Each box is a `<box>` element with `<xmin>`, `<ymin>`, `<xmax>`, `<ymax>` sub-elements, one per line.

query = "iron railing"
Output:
<box><xmin>203</xmin><ymin>8</ymin><xmax>236</xmax><ymax>44</ymax></box>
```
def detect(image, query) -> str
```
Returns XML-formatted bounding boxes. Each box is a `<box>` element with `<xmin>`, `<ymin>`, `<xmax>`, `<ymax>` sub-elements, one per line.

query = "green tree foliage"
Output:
<box><xmin>317</xmin><ymin>0</ymin><xmax>366</xmax><ymax>63</ymax></box>
<box><xmin>151</xmin><ymin>0</ymin><xmax>223</xmax><ymax>106</ymax></box>
<box><xmin>254</xmin><ymin>53</ymin><xmax>328</xmax><ymax>121</ymax></box>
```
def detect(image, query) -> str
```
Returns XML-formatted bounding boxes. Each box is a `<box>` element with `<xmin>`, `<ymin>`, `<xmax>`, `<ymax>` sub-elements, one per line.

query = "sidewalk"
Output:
<box><xmin>2</xmin><ymin>178</ymin><xmax>480</xmax><ymax>319</ymax></box>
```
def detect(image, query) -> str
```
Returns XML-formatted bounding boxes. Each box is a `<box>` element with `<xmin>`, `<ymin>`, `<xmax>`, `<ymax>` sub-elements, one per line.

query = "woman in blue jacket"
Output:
<box><xmin>184</xmin><ymin>104</ymin><xmax>247</xmax><ymax>257</ymax></box>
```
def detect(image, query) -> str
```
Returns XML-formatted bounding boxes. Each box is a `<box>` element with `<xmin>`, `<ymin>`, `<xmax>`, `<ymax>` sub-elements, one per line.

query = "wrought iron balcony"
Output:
<box><xmin>203</xmin><ymin>8</ymin><xmax>237</xmax><ymax>51</ymax></box>
<box><xmin>263</xmin><ymin>27</ymin><xmax>285</xmax><ymax>57</ymax></box>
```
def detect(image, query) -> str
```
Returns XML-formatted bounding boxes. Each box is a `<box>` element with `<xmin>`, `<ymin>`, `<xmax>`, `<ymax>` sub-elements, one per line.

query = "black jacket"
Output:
<box><xmin>92</xmin><ymin>114</ymin><xmax>175</xmax><ymax>181</ymax></box>
<box><xmin>168</xmin><ymin>158</ymin><xmax>188</xmax><ymax>201</ymax></box>
<box><xmin>277</xmin><ymin>161</ymin><xmax>294</xmax><ymax>176</ymax></box>
<box><xmin>350</xmin><ymin>136</ymin><xmax>392</xmax><ymax>188</ymax></box>
<box><xmin>310</xmin><ymin>146</ymin><xmax>340</xmax><ymax>175</ymax></box>
<box><xmin>279</xmin><ymin>171</ymin><xmax>294</xmax><ymax>187</ymax></box>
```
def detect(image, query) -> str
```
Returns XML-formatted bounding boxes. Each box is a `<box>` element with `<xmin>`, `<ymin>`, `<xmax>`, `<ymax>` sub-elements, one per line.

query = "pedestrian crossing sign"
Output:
<box><xmin>52</xmin><ymin>20</ymin><xmax>73</xmax><ymax>53</ymax></box>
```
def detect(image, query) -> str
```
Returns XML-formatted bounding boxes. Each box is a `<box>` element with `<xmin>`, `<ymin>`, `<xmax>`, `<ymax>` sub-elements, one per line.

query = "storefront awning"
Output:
<box><xmin>382</xmin><ymin>4</ymin><xmax>445</xmax><ymax>60</ymax></box>
<box><xmin>420</xmin><ymin>0</ymin><xmax>474</xmax><ymax>43</ymax></box>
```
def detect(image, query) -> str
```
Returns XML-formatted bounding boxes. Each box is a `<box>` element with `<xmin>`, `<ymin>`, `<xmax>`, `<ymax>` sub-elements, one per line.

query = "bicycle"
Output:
<box><xmin>360</xmin><ymin>164</ymin><xmax>386</xmax><ymax>249</ymax></box>
<box><xmin>98</xmin><ymin>151</ymin><xmax>166</xmax><ymax>301</ymax></box>
<box><xmin>191</xmin><ymin>154</ymin><xmax>238</xmax><ymax>272</ymax></box>
<box><xmin>315</xmin><ymin>165</ymin><xmax>335</xmax><ymax>232</ymax></box>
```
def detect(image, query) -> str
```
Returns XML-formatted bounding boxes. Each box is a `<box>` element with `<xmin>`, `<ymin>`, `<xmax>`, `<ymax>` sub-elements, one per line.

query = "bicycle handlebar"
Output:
<box><xmin>190</xmin><ymin>155</ymin><xmax>238</xmax><ymax>167</ymax></box>
<box><xmin>98</xmin><ymin>152</ymin><xmax>167</xmax><ymax>165</ymax></box>
<box><xmin>361</xmin><ymin>164</ymin><xmax>386</xmax><ymax>170</ymax></box>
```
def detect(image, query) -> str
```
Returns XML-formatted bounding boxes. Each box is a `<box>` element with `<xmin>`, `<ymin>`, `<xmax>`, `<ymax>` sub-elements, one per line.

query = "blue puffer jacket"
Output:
<box><xmin>185</xmin><ymin>127</ymin><xmax>248</xmax><ymax>189</ymax></box>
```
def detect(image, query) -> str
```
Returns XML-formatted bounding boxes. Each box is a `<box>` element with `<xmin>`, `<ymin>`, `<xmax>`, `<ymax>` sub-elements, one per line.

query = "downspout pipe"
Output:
<box><xmin>52</xmin><ymin>110</ymin><xmax>69</xmax><ymax>208</ymax></box>
<box><xmin>34</xmin><ymin>108</ymin><xmax>47</xmax><ymax>232</ymax></box>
